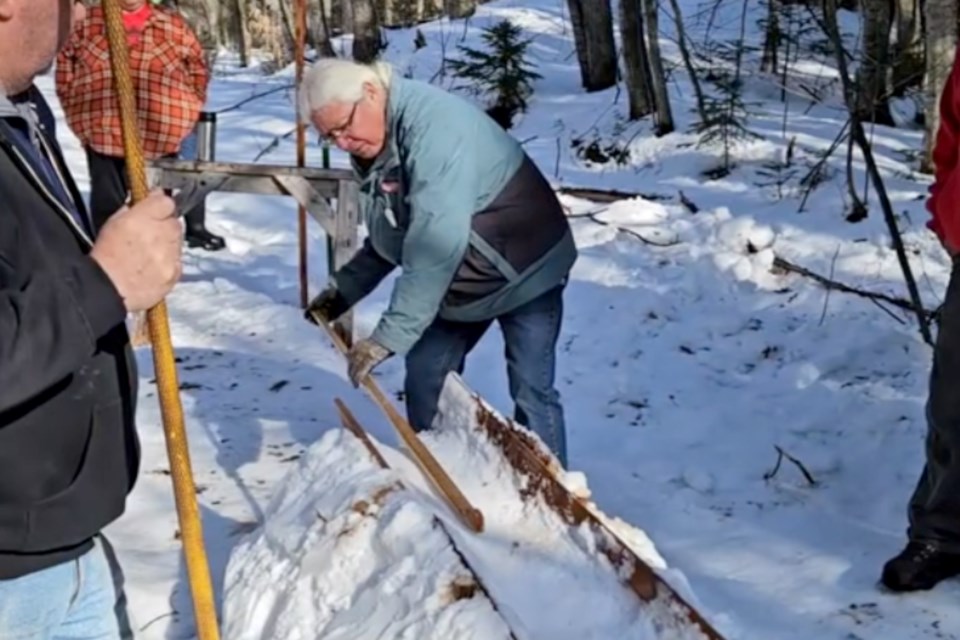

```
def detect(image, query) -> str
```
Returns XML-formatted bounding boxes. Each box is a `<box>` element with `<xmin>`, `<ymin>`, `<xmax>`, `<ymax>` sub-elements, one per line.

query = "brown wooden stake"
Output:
<box><xmin>314</xmin><ymin>313</ymin><xmax>484</xmax><ymax>533</ymax></box>
<box><xmin>336</xmin><ymin>398</ymin><xmax>390</xmax><ymax>468</ymax></box>
<box><xmin>295</xmin><ymin>0</ymin><xmax>309</xmax><ymax>308</ymax></box>
<box><xmin>334</xmin><ymin>398</ymin><xmax>518</xmax><ymax>639</ymax></box>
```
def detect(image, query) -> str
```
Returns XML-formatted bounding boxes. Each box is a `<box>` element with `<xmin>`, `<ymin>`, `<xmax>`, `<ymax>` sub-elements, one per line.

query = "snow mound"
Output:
<box><xmin>220</xmin><ymin>429</ymin><xmax>514</xmax><ymax>640</ymax></box>
<box><xmin>220</xmin><ymin>387</ymin><xmax>713</xmax><ymax>639</ymax></box>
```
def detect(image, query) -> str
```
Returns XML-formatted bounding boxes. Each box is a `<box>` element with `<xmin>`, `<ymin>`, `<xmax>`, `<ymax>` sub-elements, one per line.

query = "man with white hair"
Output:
<box><xmin>0</xmin><ymin>0</ymin><xmax>183</xmax><ymax>636</ymax></box>
<box><xmin>302</xmin><ymin>57</ymin><xmax>577</xmax><ymax>467</ymax></box>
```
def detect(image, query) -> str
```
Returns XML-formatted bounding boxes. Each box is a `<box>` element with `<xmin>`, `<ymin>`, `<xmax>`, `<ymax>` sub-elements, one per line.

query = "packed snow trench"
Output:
<box><xmin>220</xmin><ymin>379</ymin><xmax>709</xmax><ymax>640</ymax></box>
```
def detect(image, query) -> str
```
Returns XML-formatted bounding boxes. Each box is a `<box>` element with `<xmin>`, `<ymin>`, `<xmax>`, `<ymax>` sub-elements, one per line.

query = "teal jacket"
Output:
<box><xmin>333</xmin><ymin>75</ymin><xmax>577</xmax><ymax>356</ymax></box>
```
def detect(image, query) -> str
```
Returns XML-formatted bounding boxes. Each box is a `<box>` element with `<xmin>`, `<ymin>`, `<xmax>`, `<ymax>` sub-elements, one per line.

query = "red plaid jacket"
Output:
<box><xmin>55</xmin><ymin>6</ymin><xmax>208</xmax><ymax>159</ymax></box>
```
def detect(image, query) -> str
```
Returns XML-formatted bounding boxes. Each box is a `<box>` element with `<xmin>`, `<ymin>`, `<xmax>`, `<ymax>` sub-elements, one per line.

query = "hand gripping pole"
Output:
<box><xmin>102</xmin><ymin>2</ymin><xmax>220</xmax><ymax>638</ymax></box>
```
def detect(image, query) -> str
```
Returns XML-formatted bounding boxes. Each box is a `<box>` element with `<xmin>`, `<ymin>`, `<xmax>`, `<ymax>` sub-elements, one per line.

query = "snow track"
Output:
<box><xmin>221</xmin><ymin>374</ymin><xmax>724</xmax><ymax>639</ymax></box>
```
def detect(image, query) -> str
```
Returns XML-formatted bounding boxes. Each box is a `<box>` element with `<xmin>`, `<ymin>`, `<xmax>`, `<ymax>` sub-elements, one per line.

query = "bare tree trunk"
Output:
<box><xmin>274</xmin><ymin>0</ymin><xmax>298</xmax><ymax>66</ymax></box>
<box><xmin>309</xmin><ymin>0</ymin><xmax>336</xmax><ymax>56</ymax></box>
<box><xmin>892</xmin><ymin>0</ymin><xmax>924</xmax><ymax>95</ymax></box>
<box><xmin>340</xmin><ymin>0</ymin><xmax>353</xmax><ymax>34</ymax></box>
<box><xmin>376</xmin><ymin>0</ymin><xmax>394</xmax><ymax>27</ymax></box>
<box><xmin>445</xmin><ymin>0</ymin><xmax>476</xmax><ymax>19</ymax></box>
<box><xmin>234</xmin><ymin>0</ymin><xmax>251</xmax><ymax>67</ymax></box>
<box><xmin>855</xmin><ymin>0</ymin><xmax>895</xmax><ymax>125</ymax></box>
<box><xmin>619</xmin><ymin>0</ymin><xmax>653</xmax><ymax>119</ymax></box>
<box><xmin>217</xmin><ymin>1</ymin><xmax>233</xmax><ymax>49</ymax></box>
<box><xmin>567</xmin><ymin>0</ymin><xmax>617</xmax><ymax>91</ymax></box>
<box><xmin>352</xmin><ymin>0</ymin><xmax>382</xmax><ymax>63</ymax></box>
<box><xmin>822</xmin><ymin>0</ymin><xmax>933</xmax><ymax>345</ymax></box>
<box><xmin>666</xmin><ymin>0</ymin><xmax>708</xmax><ymax>123</ymax></box>
<box><xmin>172</xmin><ymin>0</ymin><xmax>220</xmax><ymax>67</ymax></box>
<box><xmin>390</xmin><ymin>0</ymin><xmax>416</xmax><ymax>26</ymax></box>
<box><xmin>643</xmin><ymin>0</ymin><xmax>674</xmax><ymax>134</ymax></box>
<box><xmin>922</xmin><ymin>0</ymin><xmax>959</xmax><ymax>172</ymax></box>
<box><xmin>761</xmin><ymin>0</ymin><xmax>781</xmax><ymax>74</ymax></box>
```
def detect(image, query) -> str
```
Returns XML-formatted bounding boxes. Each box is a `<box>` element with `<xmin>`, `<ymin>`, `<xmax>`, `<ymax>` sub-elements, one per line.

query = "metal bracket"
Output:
<box><xmin>271</xmin><ymin>174</ymin><xmax>336</xmax><ymax>235</ymax></box>
<box><xmin>148</xmin><ymin>159</ymin><xmax>354</xmax><ymax>236</ymax></box>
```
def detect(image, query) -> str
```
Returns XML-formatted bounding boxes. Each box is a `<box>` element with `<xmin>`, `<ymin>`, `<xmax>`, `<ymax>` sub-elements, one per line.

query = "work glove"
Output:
<box><xmin>305</xmin><ymin>285</ymin><xmax>350</xmax><ymax>324</ymax></box>
<box><xmin>346</xmin><ymin>337</ymin><xmax>392</xmax><ymax>388</ymax></box>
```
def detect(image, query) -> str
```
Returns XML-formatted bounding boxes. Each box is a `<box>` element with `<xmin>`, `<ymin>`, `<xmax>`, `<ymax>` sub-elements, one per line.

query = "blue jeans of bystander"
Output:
<box><xmin>0</xmin><ymin>536</ymin><xmax>133</xmax><ymax>640</ymax></box>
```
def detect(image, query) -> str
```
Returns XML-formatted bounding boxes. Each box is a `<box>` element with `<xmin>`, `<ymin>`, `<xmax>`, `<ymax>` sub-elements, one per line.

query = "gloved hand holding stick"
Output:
<box><xmin>310</xmin><ymin>309</ymin><xmax>485</xmax><ymax>533</ymax></box>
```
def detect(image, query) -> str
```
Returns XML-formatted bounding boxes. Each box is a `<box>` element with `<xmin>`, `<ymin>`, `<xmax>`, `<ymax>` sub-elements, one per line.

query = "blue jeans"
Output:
<box><xmin>405</xmin><ymin>284</ymin><xmax>568</xmax><ymax>466</ymax></box>
<box><xmin>0</xmin><ymin>537</ymin><xmax>133</xmax><ymax>640</ymax></box>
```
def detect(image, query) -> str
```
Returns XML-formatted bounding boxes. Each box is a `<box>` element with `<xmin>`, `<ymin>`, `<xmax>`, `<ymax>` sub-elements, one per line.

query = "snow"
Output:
<box><xmin>219</xmin><ymin>429</ymin><xmax>516</xmax><ymax>640</ymax></box>
<box><xmin>221</xmin><ymin>389</ymin><xmax>684</xmax><ymax>640</ymax></box>
<box><xmin>29</xmin><ymin>0</ymin><xmax>960</xmax><ymax>637</ymax></box>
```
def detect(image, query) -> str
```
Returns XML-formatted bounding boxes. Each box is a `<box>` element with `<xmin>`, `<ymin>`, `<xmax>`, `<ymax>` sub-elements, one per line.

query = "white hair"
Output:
<box><xmin>298</xmin><ymin>57</ymin><xmax>393</xmax><ymax>123</ymax></box>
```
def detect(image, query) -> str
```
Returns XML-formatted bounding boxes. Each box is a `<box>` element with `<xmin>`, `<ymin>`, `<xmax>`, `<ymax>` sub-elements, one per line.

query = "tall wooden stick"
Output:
<box><xmin>295</xmin><ymin>0</ymin><xmax>309</xmax><ymax>308</ymax></box>
<box><xmin>101</xmin><ymin>2</ymin><xmax>219</xmax><ymax>638</ymax></box>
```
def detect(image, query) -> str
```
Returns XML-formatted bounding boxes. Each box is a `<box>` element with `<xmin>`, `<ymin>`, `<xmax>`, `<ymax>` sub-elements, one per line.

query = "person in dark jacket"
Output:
<box><xmin>881</xmin><ymin>48</ymin><xmax>960</xmax><ymax>593</ymax></box>
<box><xmin>0</xmin><ymin>0</ymin><xmax>184</xmax><ymax>635</ymax></box>
<box><xmin>300</xmin><ymin>58</ymin><xmax>577</xmax><ymax>467</ymax></box>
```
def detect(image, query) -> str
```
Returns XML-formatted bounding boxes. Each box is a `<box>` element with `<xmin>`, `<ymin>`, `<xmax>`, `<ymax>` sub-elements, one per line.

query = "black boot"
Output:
<box><xmin>881</xmin><ymin>541</ymin><xmax>960</xmax><ymax>592</ymax></box>
<box><xmin>184</xmin><ymin>204</ymin><xmax>225</xmax><ymax>251</ymax></box>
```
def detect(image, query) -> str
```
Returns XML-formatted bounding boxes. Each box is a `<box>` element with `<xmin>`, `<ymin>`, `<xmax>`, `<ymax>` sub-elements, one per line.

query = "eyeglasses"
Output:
<box><xmin>319</xmin><ymin>101</ymin><xmax>359</xmax><ymax>145</ymax></box>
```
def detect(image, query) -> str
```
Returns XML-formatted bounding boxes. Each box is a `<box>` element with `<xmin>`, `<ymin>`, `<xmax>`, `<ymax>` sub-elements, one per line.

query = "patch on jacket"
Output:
<box><xmin>379</xmin><ymin>164</ymin><xmax>405</xmax><ymax>228</ymax></box>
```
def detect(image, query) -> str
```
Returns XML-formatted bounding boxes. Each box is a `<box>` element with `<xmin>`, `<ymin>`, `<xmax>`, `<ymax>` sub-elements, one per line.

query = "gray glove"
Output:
<box><xmin>346</xmin><ymin>337</ymin><xmax>392</xmax><ymax>387</ymax></box>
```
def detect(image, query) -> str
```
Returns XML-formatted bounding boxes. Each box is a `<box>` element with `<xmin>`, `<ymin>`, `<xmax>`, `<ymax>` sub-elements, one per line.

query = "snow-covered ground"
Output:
<box><xmin>34</xmin><ymin>0</ymin><xmax>960</xmax><ymax>637</ymax></box>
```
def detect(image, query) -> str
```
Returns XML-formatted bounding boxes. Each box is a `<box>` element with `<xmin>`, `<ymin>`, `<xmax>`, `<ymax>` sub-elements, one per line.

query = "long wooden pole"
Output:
<box><xmin>295</xmin><ymin>0</ymin><xmax>309</xmax><ymax>308</ymax></box>
<box><xmin>313</xmin><ymin>313</ymin><xmax>485</xmax><ymax>533</ymax></box>
<box><xmin>101</xmin><ymin>2</ymin><xmax>219</xmax><ymax>638</ymax></box>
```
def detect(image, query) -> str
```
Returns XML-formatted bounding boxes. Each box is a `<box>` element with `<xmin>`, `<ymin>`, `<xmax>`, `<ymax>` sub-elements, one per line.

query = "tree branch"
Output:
<box><xmin>565</xmin><ymin>209</ymin><xmax>680</xmax><ymax>247</ymax></box>
<box><xmin>819</xmin><ymin>0</ymin><xmax>933</xmax><ymax>345</ymax></box>
<box><xmin>764</xmin><ymin>445</ymin><xmax>817</xmax><ymax>486</ymax></box>
<box><xmin>773</xmin><ymin>254</ymin><xmax>937</xmax><ymax>321</ymax></box>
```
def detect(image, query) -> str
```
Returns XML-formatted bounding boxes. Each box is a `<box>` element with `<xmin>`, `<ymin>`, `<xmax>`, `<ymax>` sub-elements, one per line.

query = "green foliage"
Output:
<box><xmin>693</xmin><ymin>38</ymin><xmax>763</xmax><ymax>177</ymax></box>
<box><xmin>446</xmin><ymin>19</ymin><xmax>542</xmax><ymax>128</ymax></box>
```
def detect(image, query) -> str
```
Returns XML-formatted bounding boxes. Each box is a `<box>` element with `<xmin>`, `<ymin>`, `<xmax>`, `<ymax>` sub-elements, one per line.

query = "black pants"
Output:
<box><xmin>909</xmin><ymin>257</ymin><xmax>960</xmax><ymax>549</ymax></box>
<box><xmin>85</xmin><ymin>147</ymin><xmax>207</xmax><ymax>236</ymax></box>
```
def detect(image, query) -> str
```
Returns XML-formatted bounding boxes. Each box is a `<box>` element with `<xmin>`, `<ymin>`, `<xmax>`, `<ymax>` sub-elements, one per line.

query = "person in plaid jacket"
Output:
<box><xmin>55</xmin><ymin>0</ymin><xmax>226</xmax><ymax>251</ymax></box>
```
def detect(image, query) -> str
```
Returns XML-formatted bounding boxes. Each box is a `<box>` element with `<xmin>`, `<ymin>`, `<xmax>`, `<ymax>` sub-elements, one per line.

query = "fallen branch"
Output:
<box><xmin>764</xmin><ymin>445</ymin><xmax>817</xmax><ymax>486</ymax></box>
<box><xmin>566</xmin><ymin>209</ymin><xmax>680</xmax><ymax>247</ymax></box>
<box><xmin>555</xmin><ymin>185</ymin><xmax>671</xmax><ymax>203</ymax></box>
<box><xmin>773</xmin><ymin>254</ymin><xmax>938</xmax><ymax>320</ymax></box>
<box><xmin>678</xmin><ymin>189</ymin><xmax>700</xmax><ymax>213</ymax></box>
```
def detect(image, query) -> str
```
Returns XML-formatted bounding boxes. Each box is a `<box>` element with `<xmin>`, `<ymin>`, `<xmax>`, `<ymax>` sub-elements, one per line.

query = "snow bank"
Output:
<box><xmin>220</xmin><ymin>429</ymin><xmax>515</xmax><ymax>639</ymax></box>
<box><xmin>220</xmin><ymin>389</ymin><xmax>711</xmax><ymax>639</ymax></box>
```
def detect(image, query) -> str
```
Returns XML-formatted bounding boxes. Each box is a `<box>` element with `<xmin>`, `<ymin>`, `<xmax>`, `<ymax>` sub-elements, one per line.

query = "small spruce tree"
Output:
<box><xmin>446</xmin><ymin>20</ymin><xmax>542</xmax><ymax>129</ymax></box>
